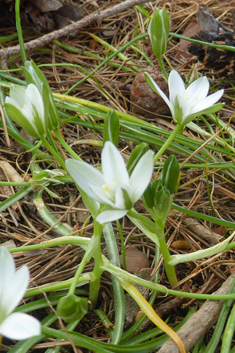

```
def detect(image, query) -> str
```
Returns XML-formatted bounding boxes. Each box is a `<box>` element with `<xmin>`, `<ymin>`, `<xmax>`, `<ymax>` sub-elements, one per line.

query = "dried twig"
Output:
<box><xmin>0</xmin><ymin>0</ymin><xmax>153</xmax><ymax>69</ymax></box>
<box><xmin>157</xmin><ymin>272</ymin><xmax>235</xmax><ymax>353</ymax></box>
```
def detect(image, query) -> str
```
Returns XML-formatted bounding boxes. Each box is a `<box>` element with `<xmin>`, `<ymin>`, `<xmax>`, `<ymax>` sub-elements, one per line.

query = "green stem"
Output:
<box><xmin>53</xmin><ymin>128</ymin><xmax>82</xmax><ymax>160</ymax></box>
<box><xmin>68</xmin><ymin>229</ymin><xmax>102</xmax><ymax>296</ymax></box>
<box><xmin>15</xmin><ymin>0</ymin><xmax>27</xmax><ymax>63</ymax></box>
<box><xmin>25</xmin><ymin>273</ymin><xmax>92</xmax><ymax>298</ymax></box>
<box><xmin>116</xmin><ymin>220</ymin><xmax>126</xmax><ymax>271</ymax></box>
<box><xmin>158</xmin><ymin>236</ymin><xmax>178</xmax><ymax>287</ymax></box>
<box><xmin>0</xmin><ymin>181</ymin><xmax>30</xmax><ymax>186</ymax></box>
<box><xmin>40</xmin><ymin>136</ymin><xmax>65</xmax><ymax>169</ymax></box>
<box><xmin>158</xmin><ymin>55</ymin><xmax>168</xmax><ymax>80</ymax></box>
<box><xmin>89</xmin><ymin>221</ymin><xmax>104</xmax><ymax>308</ymax></box>
<box><xmin>103</xmin><ymin>222</ymin><xmax>125</xmax><ymax>345</ymax></box>
<box><xmin>103</xmin><ymin>262</ymin><xmax>235</xmax><ymax>300</ymax></box>
<box><xmin>154</xmin><ymin>123</ymin><xmax>183</xmax><ymax>163</ymax></box>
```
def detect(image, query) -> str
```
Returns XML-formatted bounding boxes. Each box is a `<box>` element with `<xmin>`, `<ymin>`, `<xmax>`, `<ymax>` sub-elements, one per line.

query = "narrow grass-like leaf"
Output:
<box><xmin>103</xmin><ymin>223</ymin><xmax>125</xmax><ymax>344</ymax></box>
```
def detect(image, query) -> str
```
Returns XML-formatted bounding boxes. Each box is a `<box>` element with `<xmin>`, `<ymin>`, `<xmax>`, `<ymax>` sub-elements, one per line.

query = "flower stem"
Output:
<box><xmin>53</xmin><ymin>129</ymin><xmax>83</xmax><ymax>161</ymax></box>
<box><xmin>15</xmin><ymin>0</ymin><xmax>27</xmax><ymax>63</ymax></box>
<box><xmin>158</xmin><ymin>235</ymin><xmax>178</xmax><ymax>287</ymax></box>
<box><xmin>154</xmin><ymin>123</ymin><xmax>183</xmax><ymax>163</ymax></box>
<box><xmin>40</xmin><ymin>136</ymin><xmax>66</xmax><ymax>169</ymax></box>
<box><xmin>116</xmin><ymin>219</ymin><xmax>126</xmax><ymax>271</ymax></box>
<box><xmin>89</xmin><ymin>221</ymin><xmax>104</xmax><ymax>308</ymax></box>
<box><xmin>158</xmin><ymin>55</ymin><xmax>168</xmax><ymax>80</ymax></box>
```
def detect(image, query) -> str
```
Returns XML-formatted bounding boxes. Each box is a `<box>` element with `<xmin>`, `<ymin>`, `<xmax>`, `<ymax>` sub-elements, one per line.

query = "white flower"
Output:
<box><xmin>5</xmin><ymin>83</ymin><xmax>46</xmax><ymax>138</ymax></box>
<box><xmin>0</xmin><ymin>247</ymin><xmax>41</xmax><ymax>340</ymax></box>
<box><xmin>66</xmin><ymin>141</ymin><xmax>154</xmax><ymax>224</ymax></box>
<box><xmin>144</xmin><ymin>70</ymin><xmax>224</xmax><ymax>125</ymax></box>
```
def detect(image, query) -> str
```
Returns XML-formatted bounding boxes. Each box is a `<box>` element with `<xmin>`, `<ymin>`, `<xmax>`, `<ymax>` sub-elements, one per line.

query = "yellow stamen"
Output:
<box><xmin>102</xmin><ymin>184</ymin><xmax>111</xmax><ymax>193</ymax></box>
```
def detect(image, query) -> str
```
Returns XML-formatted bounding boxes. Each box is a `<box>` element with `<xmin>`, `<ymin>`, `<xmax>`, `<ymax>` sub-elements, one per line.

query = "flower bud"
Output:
<box><xmin>155</xmin><ymin>186</ymin><xmax>171</xmax><ymax>219</ymax></box>
<box><xmin>5</xmin><ymin>84</ymin><xmax>47</xmax><ymax>138</ymax></box>
<box><xmin>103</xmin><ymin>110</ymin><xmax>119</xmax><ymax>147</ymax></box>
<box><xmin>23</xmin><ymin>60</ymin><xmax>61</xmax><ymax>131</ymax></box>
<box><xmin>142</xmin><ymin>184</ymin><xmax>154</xmax><ymax>208</ymax></box>
<box><xmin>127</xmin><ymin>143</ymin><xmax>149</xmax><ymax>176</ymax></box>
<box><xmin>161</xmin><ymin>155</ymin><xmax>179</xmax><ymax>194</ymax></box>
<box><xmin>57</xmin><ymin>294</ymin><xmax>88</xmax><ymax>323</ymax></box>
<box><xmin>148</xmin><ymin>7</ymin><xmax>170</xmax><ymax>58</ymax></box>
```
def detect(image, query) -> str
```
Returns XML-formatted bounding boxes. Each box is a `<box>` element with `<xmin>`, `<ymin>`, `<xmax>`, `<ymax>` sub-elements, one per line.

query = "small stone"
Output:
<box><xmin>119</xmin><ymin>246</ymin><xmax>149</xmax><ymax>274</ymax></box>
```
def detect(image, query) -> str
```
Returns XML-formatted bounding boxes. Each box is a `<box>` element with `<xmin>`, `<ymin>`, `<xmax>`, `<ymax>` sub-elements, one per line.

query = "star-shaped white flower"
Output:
<box><xmin>5</xmin><ymin>83</ymin><xmax>46</xmax><ymax>138</ymax></box>
<box><xmin>66</xmin><ymin>141</ymin><xmax>154</xmax><ymax>224</ymax></box>
<box><xmin>0</xmin><ymin>247</ymin><xmax>41</xmax><ymax>340</ymax></box>
<box><xmin>145</xmin><ymin>70</ymin><xmax>224</xmax><ymax>125</ymax></box>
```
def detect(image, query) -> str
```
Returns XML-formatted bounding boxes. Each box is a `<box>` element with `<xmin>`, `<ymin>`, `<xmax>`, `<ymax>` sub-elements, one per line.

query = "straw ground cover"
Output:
<box><xmin>1</xmin><ymin>0</ymin><xmax>235</xmax><ymax>352</ymax></box>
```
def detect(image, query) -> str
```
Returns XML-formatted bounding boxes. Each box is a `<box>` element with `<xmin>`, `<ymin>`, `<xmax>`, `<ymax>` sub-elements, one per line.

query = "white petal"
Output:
<box><xmin>66</xmin><ymin>159</ymin><xmax>105</xmax><ymax>198</ymax></box>
<box><xmin>96</xmin><ymin>209</ymin><xmax>127</xmax><ymax>224</ymax></box>
<box><xmin>23</xmin><ymin>103</ymin><xmax>37</xmax><ymax>127</ymax></box>
<box><xmin>0</xmin><ymin>248</ymin><xmax>16</xmax><ymax>316</ymax></box>
<box><xmin>185</xmin><ymin>76</ymin><xmax>209</xmax><ymax>99</ymax></box>
<box><xmin>191</xmin><ymin>89</ymin><xmax>224</xmax><ymax>114</ymax></box>
<box><xmin>9</xmin><ymin>85</ymin><xmax>26</xmax><ymax>108</ymax></box>
<box><xmin>169</xmin><ymin>70</ymin><xmax>185</xmax><ymax>103</ymax></box>
<box><xmin>144</xmin><ymin>73</ymin><xmax>172</xmax><ymax>111</ymax></box>
<box><xmin>25</xmin><ymin>84</ymin><xmax>44</xmax><ymax>120</ymax></box>
<box><xmin>102</xmin><ymin>142</ymin><xmax>129</xmax><ymax>190</ymax></box>
<box><xmin>129</xmin><ymin>150</ymin><xmax>154</xmax><ymax>202</ymax></box>
<box><xmin>0</xmin><ymin>312</ymin><xmax>41</xmax><ymax>340</ymax></box>
<box><xmin>5</xmin><ymin>96</ymin><xmax>22</xmax><ymax>111</ymax></box>
<box><xmin>3</xmin><ymin>265</ymin><xmax>29</xmax><ymax>316</ymax></box>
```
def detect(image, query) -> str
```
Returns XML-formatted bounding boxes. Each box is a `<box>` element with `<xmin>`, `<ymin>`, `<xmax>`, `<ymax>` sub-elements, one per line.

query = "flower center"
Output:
<box><xmin>22</xmin><ymin>104</ymin><xmax>27</xmax><ymax>112</ymax></box>
<box><xmin>182</xmin><ymin>91</ymin><xmax>198</xmax><ymax>103</ymax></box>
<box><xmin>102</xmin><ymin>184</ymin><xmax>111</xmax><ymax>194</ymax></box>
<box><xmin>102</xmin><ymin>182</ymin><xmax>117</xmax><ymax>200</ymax></box>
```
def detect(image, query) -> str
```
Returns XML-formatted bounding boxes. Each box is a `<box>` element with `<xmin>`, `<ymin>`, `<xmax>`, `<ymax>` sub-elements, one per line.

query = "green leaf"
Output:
<box><xmin>169</xmin><ymin>232</ymin><xmax>235</xmax><ymax>265</ymax></box>
<box><xmin>103</xmin><ymin>110</ymin><xmax>119</xmax><ymax>146</ymax></box>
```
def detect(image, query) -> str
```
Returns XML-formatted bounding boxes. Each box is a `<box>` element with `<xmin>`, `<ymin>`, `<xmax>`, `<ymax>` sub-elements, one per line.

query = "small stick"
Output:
<box><xmin>0</xmin><ymin>0</ymin><xmax>153</xmax><ymax>69</ymax></box>
<box><xmin>157</xmin><ymin>272</ymin><xmax>235</xmax><ymax>353</ymax></box>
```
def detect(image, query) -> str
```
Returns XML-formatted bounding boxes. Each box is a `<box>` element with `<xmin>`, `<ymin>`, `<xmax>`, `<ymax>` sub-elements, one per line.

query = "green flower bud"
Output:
<box><xmin>127</xmin><ymin>143</ymin><xmax>149</xmax><ymax>176</ymax></box>
<box><xmin>161</xmin><ymin>155</ymin><xmax>179</xmax><ymax>194</ymax></box>
<box><xmin>142</xmin><ymin>184</ymin><xmax>154</xmax><ymax>208</ymax></box>
<box><xmin>23</xmin><ymin>60</ymin><xmax>61</xmax><ymax>131</ymax></box>
<box><xmin>103</xmin><ymin>110</ymin><xmax>119</xmax><ymax>147</ymax></box>
<box><xmin>155</xmin><ymin>186</ymin><xmax>171</xmax><ymax>218</ymax></box>
<box><xmin>152</xmin><ymin>178</ymin><xmax>162</xmax><ymax>196</ymax></box>
<box><xmin>148</xmin><ymin>7</ymin><xmax>170</xmax><ymax>58</ymax></box>
<box><xmin>57</xmin><ymin>294</ymin><xmax>88</xmax><ymax>323</ymax></box>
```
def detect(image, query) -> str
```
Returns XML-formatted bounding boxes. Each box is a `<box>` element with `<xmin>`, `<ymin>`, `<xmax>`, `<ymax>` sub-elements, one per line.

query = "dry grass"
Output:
<box><xmin>1</xmin><ymin>0</ymin><xmax>235</xmax><ymax>352</ymax></box>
